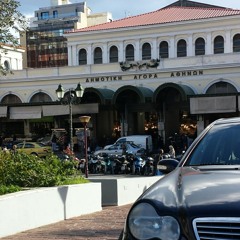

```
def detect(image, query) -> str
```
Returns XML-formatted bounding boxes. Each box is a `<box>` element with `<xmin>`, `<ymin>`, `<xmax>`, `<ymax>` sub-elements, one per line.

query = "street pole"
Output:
<box><xmin>69</xmin><ymin>99</ymin><xmax>73</xmax><ymax>153</ymax></box>
<box><xmin>84</xmin><ymin>122</ymin><xmax>88</xmax><ymax>178</ymax></box>
<box><xmin>79</xmin><ymin>116</ymin><xmax>91</xmax><ymax>178</ymax></box>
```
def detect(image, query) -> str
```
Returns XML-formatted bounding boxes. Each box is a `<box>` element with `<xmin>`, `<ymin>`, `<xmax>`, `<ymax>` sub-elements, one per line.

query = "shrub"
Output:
<box><xmin>0</xmin><ymin>150</ymin><xmax>88</xmax><ymax>195</ymax></box>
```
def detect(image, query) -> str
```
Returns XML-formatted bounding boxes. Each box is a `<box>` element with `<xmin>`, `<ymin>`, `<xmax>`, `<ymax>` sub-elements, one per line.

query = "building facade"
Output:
<box><xmin>1</xmin><ymin>0</ymin><xmax>240</xmax><ymax>152</ymax></box>
<box><xmin>21</xmin><ymin>0</ymin><xmax>112</xmax><ymax>68</ymax></box>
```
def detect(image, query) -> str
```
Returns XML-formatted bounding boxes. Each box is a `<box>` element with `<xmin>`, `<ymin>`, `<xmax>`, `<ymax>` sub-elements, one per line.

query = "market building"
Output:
<box><xmin>0</xmin><ymin>0</ymin><xmax>240</xmax><ymax>151</ymax></box>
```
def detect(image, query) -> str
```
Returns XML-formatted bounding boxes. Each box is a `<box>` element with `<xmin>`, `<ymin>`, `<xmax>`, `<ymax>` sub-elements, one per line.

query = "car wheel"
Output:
<box><xmin>31</xmin><ymin>153</ymin><xmax>38</xmax><ymax>157</ymax></box>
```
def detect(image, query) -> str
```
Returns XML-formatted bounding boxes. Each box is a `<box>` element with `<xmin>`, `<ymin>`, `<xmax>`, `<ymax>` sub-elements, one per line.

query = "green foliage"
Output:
<box><xmin>0</xmin><ymin>0</ymin><xmax>28</xmax><ymax>75</ymax></box>
<box><xmin>0</xmin><ymin>150</ymin><xmax>89</xmax><ymax>195</ymax></box>
<box><xmin>0</xmin><ymin>185</ymin><xmax>22</xmax><ymax>195</ymax></box>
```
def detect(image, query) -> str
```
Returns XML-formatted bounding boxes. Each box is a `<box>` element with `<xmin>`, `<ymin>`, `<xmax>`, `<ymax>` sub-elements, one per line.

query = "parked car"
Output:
<box><xmin>16</xmin><ymin>142</ymin><xmax>52</xmax><ymax>157</ymax></box>
<box><xmin>104</xmin><ymin>135</ymin><xmax>153</xmax><ymax>153</ymax></box>
<box><xmin>119</xmin><ymin>117</ymin><xmax>240</xmax><ymax>240</ymax></box>
<box><xmin>94</xmin><ymin>142</ymin><xmax>145</xmax><ymax>156</ymax></box>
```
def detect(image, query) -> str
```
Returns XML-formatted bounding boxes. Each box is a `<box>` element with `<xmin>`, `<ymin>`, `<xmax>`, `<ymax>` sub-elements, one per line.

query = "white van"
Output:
<box><xmin>105</xmin><ymin>135</ymin><xmax>153</xmax><ymax>153</ymax></box>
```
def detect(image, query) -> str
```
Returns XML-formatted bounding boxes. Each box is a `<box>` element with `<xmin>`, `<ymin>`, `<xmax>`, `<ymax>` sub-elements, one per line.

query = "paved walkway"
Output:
<box><xmin>1</xmin><ymin>204</ymin><xmax>132</xmax><ymax>240</ymax></box>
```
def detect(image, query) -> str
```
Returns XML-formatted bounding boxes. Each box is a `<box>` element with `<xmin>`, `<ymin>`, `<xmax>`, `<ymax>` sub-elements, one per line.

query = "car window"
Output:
<box><xmin>25</xmin><ymin>143</ymin><xmax>34</xmax><ymax>148</ymax></box>
<box><xmin>185</xmin><ymin>123</ymin><xmax>240</xmax><ymax>166</ymax></box>
<box><xmin>109</xmin><ymin>145</ymin><xmax>119</xmax><ymax>150</ymax></box>
<box><xmin>17</xmin><ymin>143</ymin><xmax>24</xmax><ymax>148</ymax></box>
<box><xmin>129</xmin><ymin>142</ymin><xmax>139</xmax><ymax>148</ymax></box>
<box><xmin>116</xmin><ymin>138</ymin><xmax>126</xmax><ymax>144</ymax></box>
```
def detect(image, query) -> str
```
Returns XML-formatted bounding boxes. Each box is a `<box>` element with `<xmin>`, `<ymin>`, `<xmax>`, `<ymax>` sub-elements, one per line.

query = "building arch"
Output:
<box><xmin>233</xmin><ymin>33</ymin><xmax>240</xmax><ymax>52</ymax></box>
<box><xmin>214</xmin><ymin>35</ymin><xmax>224</xmax><ymax>54</ymax></box>
<box><xmin>141</xmin><ymin>42</ymin><xmax>152</xmax><ymax>60</ymax></box>
<box><xmin>112</xmin><ymin>85</ymin><xmax>154</xmax><ymax>136</ymax></box>
<box><xmin>153</xmin><ymin>83</ymin><xmax>195</xmax><ymax>144</ymax></box>
<box><xmin>153</xmin><ymin>82</ymin><xmax>195</xmax><ymax>103</ymax></box>
<box><xmin>109</xmin><ymin>45</ymin><xmax>119</xmax><ymax>63</ymax></box>
<box><xmin>125</xmin><ymin>44</ymin><xmax>135</xmax><ymax>61</ymax></box>
<box><xmin>83</xmin><ymin>87</ymin><xmax>114</xmax><ymax>105</ymax></box>
<box><xmin>112</xmin><ymin>85</ymin><xmax>153</xmax><ymax>105</ymax></box>
<box><xmin>177</xmin><ymin>39</ymin><xmax>187</xmax><ymax>57</ymax></box>
<box><xmin>0</xmin><ymin>93</ymin><xmax>22</xmax><ymax>104</ymax></box>
<box><xmin>159</xmin><ymin>40</ymin><xmax>169</xmax><ymax>58</ymax></box>
<box><xmin>195</xmin><ymin>37</ymin><xmax>205</xmax><ymax>56</ymax></box>
<box><xmin>93</xmin><ymin>47</ymin><xmax>103</xmax><ymax>64</ymax></box>
<box><xmin>29</xmin><ymin>92</ymin><xmax>53</xmax><ymax>103</ymax></box>
<box><xmin>204</xmin><ymin>80</ymin><xmax>238</xmax><ymax>94</ymax></box>
<box><xmin>78</xmin><ymin>48</ymin><xmax>87</xmax><ymax>65</ymax></box>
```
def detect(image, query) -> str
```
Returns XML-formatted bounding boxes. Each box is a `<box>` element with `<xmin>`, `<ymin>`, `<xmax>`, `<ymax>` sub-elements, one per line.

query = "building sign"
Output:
<box><xmin>86</xmin><ymin>76</ymin><xmax>123</xmax><ymax>82</ymax></box>
<box><xmin>85</xmin><ymin>70</ymin><xmax>204</xmax><ymax>82</ymax></box>
<box><xmin>170</xmin><ymin>70</ymin><xmax>203</xmax><ymax>77</ymax></box>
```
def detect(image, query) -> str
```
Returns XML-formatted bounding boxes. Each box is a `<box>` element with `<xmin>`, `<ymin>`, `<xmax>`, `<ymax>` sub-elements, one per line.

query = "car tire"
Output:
<box><xmin>118</xmin><ymin>230</ymin><xmax>123</xmax><ymax>240</ymax></box>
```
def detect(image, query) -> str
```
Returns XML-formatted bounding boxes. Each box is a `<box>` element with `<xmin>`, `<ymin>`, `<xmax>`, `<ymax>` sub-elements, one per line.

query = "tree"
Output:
<box><xmin>0</xmin><ymin>0</ymin><xmax>28</xmax><ymax>75</ymax></box>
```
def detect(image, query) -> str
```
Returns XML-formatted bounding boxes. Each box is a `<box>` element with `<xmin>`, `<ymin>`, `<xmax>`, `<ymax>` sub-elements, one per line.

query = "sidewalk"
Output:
<box><xmin>1</xmin><ymin>204</ymin><xmax>132</xmax><ymax>240</ymax></box>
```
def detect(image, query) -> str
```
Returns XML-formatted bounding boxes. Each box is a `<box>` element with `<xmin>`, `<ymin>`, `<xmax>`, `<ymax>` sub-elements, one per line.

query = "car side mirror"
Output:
<box><xmin>158</xmin><ymin>159</ymin><xmax>179</xmax><ymax>173</ymax></box>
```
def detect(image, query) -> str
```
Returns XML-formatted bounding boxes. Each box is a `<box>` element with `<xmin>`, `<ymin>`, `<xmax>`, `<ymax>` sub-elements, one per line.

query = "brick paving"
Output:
<box><xmin>1</xmin><ymin>204</ymin><xmax>132</xmax><ymax>240</ymax></box>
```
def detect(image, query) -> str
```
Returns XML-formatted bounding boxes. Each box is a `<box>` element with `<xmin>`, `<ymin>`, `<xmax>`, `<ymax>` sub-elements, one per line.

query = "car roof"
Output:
<box><xmin>213</xmin><ymin>117</ymin><xmax>240</xmax><ymax>125</ymax></box>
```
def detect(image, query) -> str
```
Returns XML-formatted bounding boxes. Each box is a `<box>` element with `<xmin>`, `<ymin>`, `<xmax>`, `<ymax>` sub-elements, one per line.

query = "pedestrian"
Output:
<box><xmin>122</xmin><ymin>142</ymin><xmax>127</xmax><ymax>155</ymax></box>
<box><xmin>73</xmin><ymin>134</ymin><xmax>78</xmax><ymax>152</ymax></box>
<box><xmin>168</xmin><ymin>145</ymin><xmax>176</xmax><ymax>158</ymax></box>
<box><xmin>153</xmin><ymin>149</ymin><xmax>164</xmax><ymax>175</ymax></box>
<box><xmin>51</xmin><ymin>134</ymin><xmax>57</xmax><ymax>152</ymax></box>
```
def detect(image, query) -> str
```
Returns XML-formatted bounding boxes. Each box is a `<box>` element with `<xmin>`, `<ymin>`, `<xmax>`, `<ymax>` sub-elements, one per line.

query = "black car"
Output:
<box><xmin>119</xmin><ymin>117</ymin><xmax>240</xmax><ymax>240</ymax></box>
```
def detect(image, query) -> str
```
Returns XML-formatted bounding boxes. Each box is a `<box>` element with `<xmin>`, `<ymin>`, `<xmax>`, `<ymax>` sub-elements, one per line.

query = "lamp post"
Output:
<box><xmin>56</xmin><ymin>83</ymin><xmax>84</xmax><ymax>152</ymax></box>
<box><xmin>79</xmin><ymin>116</ymin><xmax>91</xmax><ymax>178</ymax></box>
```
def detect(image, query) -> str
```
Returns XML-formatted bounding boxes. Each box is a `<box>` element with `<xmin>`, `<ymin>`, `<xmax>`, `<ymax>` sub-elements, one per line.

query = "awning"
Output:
<box><xmin>10</xmin><ymin>106</ymin><xmax>42</xmax><ymax>119</ymax></box>
<box><xmin>42</xmin><ymin>105</ymin><xmax>69</xmax><ymax>116</ymax></box>
<box><xmin>42</xmin><ymin>103</ymin><xmax>98</xmax><ymax>116</ymax></box>
<box><xmin>0</xmin><ymin>106</ymin><xmax>8</xmax><ymax>117</ymax></box>
<box><xmin>190</xmin><ymin>96</ymin><xmax>236</xmax><ymax>114</ymax></box>
<box><xmin>153</xmin><ymin>82</ymin><xmax>195</xmax><ymax>102</ymax></box>
<box><xmin>112</xmin><ymin>85</ymin><xmax>153</xmax><ymax>104</ymax></box>
<box><xmin>73</xmin><ymin>103</ymin><xmax>99</xmax><ymax>114</ymax></box>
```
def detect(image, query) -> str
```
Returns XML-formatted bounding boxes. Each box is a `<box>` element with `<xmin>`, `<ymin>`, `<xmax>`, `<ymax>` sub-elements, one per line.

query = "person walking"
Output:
<box><xmin>168</xmin><ymin>145</ymin><xmax>176</xmax><ymax>158</ymax></box>
<box><xmin>51</xmin><ymin>134</ymin><xmax>58</xmax><ymax>152</ymax></box>
<box><xmin>153</xmin><ymin>148</ymin><xmax>164</xmax><ymax>175</ymax></box>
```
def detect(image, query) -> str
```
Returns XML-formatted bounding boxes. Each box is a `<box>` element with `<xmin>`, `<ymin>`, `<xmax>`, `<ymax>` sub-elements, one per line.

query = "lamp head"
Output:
<box><xmin>79</xmin><ymin>116</ymin><xmax>91</xmax><ymax>124</ymax></box>
<box><xmin>75</xmin><ymin>83</ymin><xmax>84</xmax><ymax>98</ymax></box>
<box><xmin>56</xmin><ymin>84</ymin><xmax>65</xmax><ymax>99</ymax></box>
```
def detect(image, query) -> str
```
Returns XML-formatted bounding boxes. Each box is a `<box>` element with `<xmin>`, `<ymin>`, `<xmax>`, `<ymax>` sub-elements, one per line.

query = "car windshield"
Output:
<box><xmin>185</xmin><ymin>123</ymin><xmax>240</xmax><ymax>166</ymax></box>
<box><xmin>128</xmin><ymin>142</ymin><xmax>140</xmax><ymax>148</ymax></box>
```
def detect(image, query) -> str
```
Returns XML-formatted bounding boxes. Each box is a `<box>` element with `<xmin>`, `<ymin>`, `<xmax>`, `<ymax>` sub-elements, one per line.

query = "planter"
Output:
<box><xmin>0</xmin><ymin>183</ymin><xmax>102</xmax><ymax>238</ymax></box>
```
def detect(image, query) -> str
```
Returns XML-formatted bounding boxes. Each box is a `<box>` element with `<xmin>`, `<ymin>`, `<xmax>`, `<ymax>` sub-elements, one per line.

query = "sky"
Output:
<box><xmin>18</xmin><ymin>0</ymin><xmax>240</xmax><ymax>20</ymax></box>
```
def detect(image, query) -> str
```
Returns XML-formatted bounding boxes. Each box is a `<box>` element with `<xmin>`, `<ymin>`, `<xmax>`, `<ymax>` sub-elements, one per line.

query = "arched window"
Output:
<box><xmin>206</xmin><ymin>82</ymin><xmax>237</xmax><ymax>94</ymax></box>
<box><xmin>125</xmin><ymin>44</ymin><xmax>134</xmax><ymax>61</ymax></box>
<box><xmin>195</xmin><ymin>37</ymin><xmax>205</xmax><ymax>56</ymax></box>
<box><xmin>109</xmin><ymin>45</ymin><xmax>118</xmax><ymax>63</ymax></box>
<box><xmin>214</xmin><ymin>36</ymin><xmax>224</xmax><ymax>54</ymax></box>
<box><xmin>4</xmin><ymin>60</ymin><xmax>10</xmax><ymax>70</ymax></box>
<box><xmin>159</xmin><ymin>41</ymin><xmax>169</xmax><ymax>58</ymax></box>
<box><xmin>30</xmin><ymin>93</ymin><xmax>52</xmax><ymax>103</ymax></box>
<box><xmin>142</xmin><ymin>42</ymin><xmax>151</xmax><ymax>60</ymax></box>
<box><xmin>233</xmin><ymin>34</ymin><xmax>240</xmax><ymax>52</ymax></box>
<box><xmin>94</xmin><ymin>47</ymin><xmax>102</xmax><ymax>64</ymax></box>
<box><xmin>79</xmin><ymin>48</ymin><xmax>87</xmax><ymax>65</ymax></box>
<box><xmin>177</xmin><ymin>39</ymin><xmax>187</xmax><ymax>57</ymax></box>
<box><xmin>1</xmin><ymin>94</ymin><xmax>21</xmax><ymax>104</ymax></box>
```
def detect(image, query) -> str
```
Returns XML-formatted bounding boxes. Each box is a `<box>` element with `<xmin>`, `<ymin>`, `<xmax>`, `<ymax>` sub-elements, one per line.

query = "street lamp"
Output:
<box><xmin>79</xmin><ymin>115</ymin><xmax>91</xmax><ymax>178</ymax></box>
<box><xmin>56</xmin><ymin>83</ymin><xmax>84</xmax><ymax>152</ymax></box>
